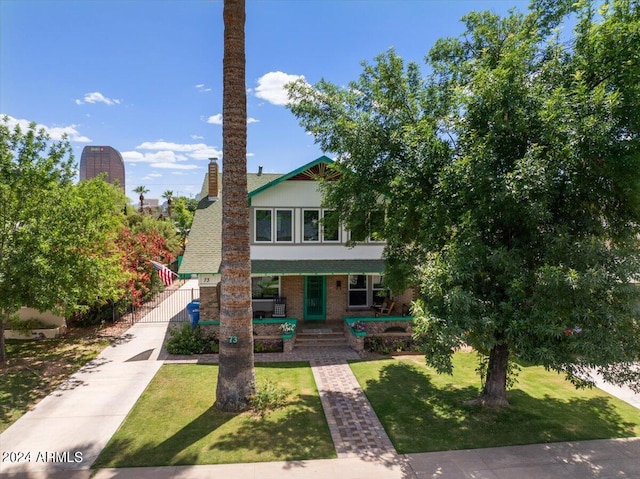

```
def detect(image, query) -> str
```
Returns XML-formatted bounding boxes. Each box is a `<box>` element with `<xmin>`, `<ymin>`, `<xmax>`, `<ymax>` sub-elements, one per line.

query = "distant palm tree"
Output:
<box><xmin>215</xmin><ymin>0</ymin><xmax>255</xmax><ymax>412</ymax></box>
<box><xmin>162</xmin><ymin>190</ymin><xmax>174</xmax><ymax>218</ymax></box>
<box><xmin>133</xmin><ymin>186</ymin><xmax>149</xmax><ymax>213</ymax></box>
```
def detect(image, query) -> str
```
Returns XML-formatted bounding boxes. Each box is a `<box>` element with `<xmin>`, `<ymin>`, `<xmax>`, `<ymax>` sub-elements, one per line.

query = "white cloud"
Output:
<box><xmin>191</xmin><ymin>134</ymin><xmax>204</xmax><ymax>140</ymax></box>
<box><xmin>75</xmin><ymin>91</ymin><xmax>121</xmax><ymax>106</ymax></box>
<box><xmin>195</xmin><ymin>84</ymin><xmax>212</xmax><ymax>92</ymax></box>
<box><xmin>2</xmin><ymin>114</ymin><xmax>91</xmax><ymax>143</ymax></box>
<box><xmin>254</xmin><ymin>71</ymin><xmax>305</xmax><ymax>106</ymax></box>
<box><xmin>135</xmin><ymin>141</ymin><xmax>221</xmax><ymax>159</ymax></box>
<box><xmin>122</xmin><ymin>140</ymin><xmax>222</xmax><ymax>170</ymax></box>
<box><xmin>148</xmin><ymin>162</ymin><xmax>199</xmax><ymax>170</ymax></box>
<box><xmin>206</xmin><ymin>114</ymin><xmax>223</xmax><ymax>125</ymax></box>
<box><xmin>206</xmin><ymin>113</ymin><xmax>259</xmax><ymax>124</ymax></box>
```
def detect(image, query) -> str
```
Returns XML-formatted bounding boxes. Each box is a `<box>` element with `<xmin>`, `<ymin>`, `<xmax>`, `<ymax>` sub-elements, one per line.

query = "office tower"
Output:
<box><xmin>79</xmin><ymin>146</ymin><xmax>125</xmax><ymax>190</ymax></box>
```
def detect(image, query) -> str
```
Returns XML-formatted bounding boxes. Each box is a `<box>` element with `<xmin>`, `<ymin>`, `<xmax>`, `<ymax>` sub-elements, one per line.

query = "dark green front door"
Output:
<box><xmin>304</xmin><ymin>276</ymin><xmax>326</xmax><ymax>321</ymax></box>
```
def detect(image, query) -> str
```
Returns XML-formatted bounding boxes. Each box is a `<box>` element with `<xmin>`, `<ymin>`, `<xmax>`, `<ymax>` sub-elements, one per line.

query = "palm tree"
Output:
<box><xmin>215</xmin><ymin>0</ymin><xmax>255</xmax><ymax>412</ymax></box>
<box><xmin>162</xmin><ymin>190</ymin><xmax>174</xmax><ymax>218</ymax></box>
<box><xmin>133</xmin><ymin>186</ymin><xmax>149</xmax><ymax>213</ymax></box>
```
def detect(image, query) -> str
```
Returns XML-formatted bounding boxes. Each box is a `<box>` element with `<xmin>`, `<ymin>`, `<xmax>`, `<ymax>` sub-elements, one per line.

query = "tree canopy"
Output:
<box><xmin>0</xmin><ymin>117</ymin><xmax>127</xmax><ymax>361</ymax></box>
<box><xmin>288</xmin><ymin>0</ymin><xmax>640</xmax><ymax>405</ymax></box>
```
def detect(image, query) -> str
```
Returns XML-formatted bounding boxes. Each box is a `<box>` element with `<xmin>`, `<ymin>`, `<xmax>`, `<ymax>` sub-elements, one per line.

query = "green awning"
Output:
<box><xmin>251</xmin><ymin>259</ymin><xmax>385</xmax><ymax>276</ymax></box>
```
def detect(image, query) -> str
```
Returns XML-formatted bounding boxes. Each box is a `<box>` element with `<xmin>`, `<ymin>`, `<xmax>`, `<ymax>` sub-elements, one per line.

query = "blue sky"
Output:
<box><xmin>1</xmin><ymin>0</ymin><xmax>530</xmax><ymax>203</ymax></box>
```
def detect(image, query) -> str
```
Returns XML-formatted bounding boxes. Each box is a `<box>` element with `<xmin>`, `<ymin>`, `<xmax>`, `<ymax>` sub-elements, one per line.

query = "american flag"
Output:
<box><xmin>151</xmin><ymin>260</ymin><xmax>177</xmax><ymax>286</ymax></box>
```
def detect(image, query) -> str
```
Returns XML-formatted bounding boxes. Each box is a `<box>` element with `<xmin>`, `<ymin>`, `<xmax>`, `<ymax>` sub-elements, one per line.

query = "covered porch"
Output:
<box><xmin>250</xmin><ymin>259</ymin><xmax>412</xmax><ymax>323</ymax></box>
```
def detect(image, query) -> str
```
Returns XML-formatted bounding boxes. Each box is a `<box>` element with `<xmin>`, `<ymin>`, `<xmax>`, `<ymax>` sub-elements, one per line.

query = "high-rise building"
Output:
<box><xmin>79</xmin><ymin>146</ymin><xmax>125</xmax><ymax>190</ymax></box>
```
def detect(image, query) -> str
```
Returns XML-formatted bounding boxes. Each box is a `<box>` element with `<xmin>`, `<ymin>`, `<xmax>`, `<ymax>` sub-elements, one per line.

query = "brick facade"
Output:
<box><xmin>199</xmin><ymin>275</ymin><xmax>415</xmax><ymax>322</ymax></box>
<box><xmin>200</xmin><ymin>284</ymin><xmax>220</xmax><ymax>321</ymax></box>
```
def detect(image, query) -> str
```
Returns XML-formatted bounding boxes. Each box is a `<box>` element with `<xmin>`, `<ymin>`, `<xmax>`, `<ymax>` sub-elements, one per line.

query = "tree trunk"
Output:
<box><xmin>215</xmin><ymin>0</ymin><xmax>255</xmax><ymax>412</ymax></box>
<box><xmin>472</xmin><ymin>342</ymin><xmax>510</xmax><ymax>407</ymax></box>
<box><xmin>0</xmin><ymin>311</ymin><xmax>7</xmax><ymax>364</ymax></box>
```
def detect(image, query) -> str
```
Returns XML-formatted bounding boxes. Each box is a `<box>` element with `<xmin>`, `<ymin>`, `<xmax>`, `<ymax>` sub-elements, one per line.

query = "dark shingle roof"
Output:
<box><xmin>251</xmin><ymin>259</ymin><xmax>385</xmax><ymax>275</ymax></box>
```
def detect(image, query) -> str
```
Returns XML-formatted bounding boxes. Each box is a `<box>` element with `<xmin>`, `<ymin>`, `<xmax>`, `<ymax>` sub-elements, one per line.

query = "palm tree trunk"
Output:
<box><xmin>215</xmin><ymin>0</ymin><xmax>255</xmax><ymax>412</ymax></box>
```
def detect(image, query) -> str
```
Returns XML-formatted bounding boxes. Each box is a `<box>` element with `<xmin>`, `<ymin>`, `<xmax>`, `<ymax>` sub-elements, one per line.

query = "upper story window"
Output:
<box><xmin>303</xmin><ymin>209</ymin><xmax>341</xmax><ymax>243</ymax></box>
<box><xmin>276</xmin><ymin>209</ymin><xmax>293</xmax><ymax>242</ymax></box>
<box><xmin>347</xmin><ymin>208</ymin><xmax>386</xmax><ymax>243</ymax></box>
<box><xmin>255</xmin><ymin>209</ymin><xmax>272</xmax><ymax>242</ymax></box>
<box><xmin>254</xmin><ymin>208</ymin><xmax>293</xmax><ymax>243</ymax></box>
<box><xmin>303</xmin><ymin>209</ymin><xmax>320</xmax><ymax>242</ymax></box>
<box><xmin>322</xmin><ymin>209</ymin><xmax>340</xmax><ymax>242</ymax></box>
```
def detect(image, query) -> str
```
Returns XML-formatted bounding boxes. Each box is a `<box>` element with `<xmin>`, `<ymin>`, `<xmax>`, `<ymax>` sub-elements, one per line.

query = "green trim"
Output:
<box><xmin>253</xmin><ymin>318</ymin><xmax>297</xmax><ymax>325</ymax></box>
<box><xmin>251</xmin><ymin>259</ymin><xmax>385</xmax><ymax>276</ymax></box>
<box><xmin>196</xmin><ymin>318</ymin><xmax>298</xmax><ymax>327</ymax></box>
<box><xmin>248</xmin><ymin>156</ymin><xmax>334</xmax><ymax>202</ymax></box>
<box><xmin>344</xmin><ymin>316</ymin><xmax>413</xmax><ymax>324</ymax></box>
<box><xmin>343</xmin><ymin>316</ymin><xmax>414</xmax><ymax>337</ymax></box>
<box><xmin>304</xmin><ymin>276</ymin><xmax>326</xmax><ymax>321</ymax></box>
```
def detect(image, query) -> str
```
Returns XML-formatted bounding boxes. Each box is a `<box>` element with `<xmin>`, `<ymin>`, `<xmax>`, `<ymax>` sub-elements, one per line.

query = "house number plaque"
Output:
<box><xmin>228</xmin><ymin>335</ymin><xmax>238</xmax><ymax>344</ymax></box>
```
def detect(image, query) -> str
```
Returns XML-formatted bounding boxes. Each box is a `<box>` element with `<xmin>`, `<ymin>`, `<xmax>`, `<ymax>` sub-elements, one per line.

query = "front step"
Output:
<box><xmin>295</xmin><ymin>324</ymin><xmax>348</xmax><ymax>348</ymax></box>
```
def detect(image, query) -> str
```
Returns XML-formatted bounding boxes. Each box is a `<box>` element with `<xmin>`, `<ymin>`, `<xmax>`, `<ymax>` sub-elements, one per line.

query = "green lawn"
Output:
<box><xmin>93</xmin><ymin>362</ymin><xmax>336</xmax><ymax>467</ymax></box>
<box><xmin>350</xmin><ymin>353</ymin><xmax>640</xmax><ymax>453</ymax></box>
<box><xmin>1</xmin><ymin>337</ymin><xmax>108</xmax><ymax>432</ymax></box>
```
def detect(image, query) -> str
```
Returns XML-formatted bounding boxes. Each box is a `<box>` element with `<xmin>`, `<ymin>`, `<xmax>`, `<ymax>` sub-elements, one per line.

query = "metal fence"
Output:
<box><xmin>120</xmin><ymin>284</ymin><xmax>199</xmax><ymax>323</ymax></box>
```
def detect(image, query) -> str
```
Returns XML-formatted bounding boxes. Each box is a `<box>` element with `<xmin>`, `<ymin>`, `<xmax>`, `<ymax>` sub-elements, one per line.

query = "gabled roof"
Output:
<box><xmin>178</xmin><ymin>171</ymin><xmax>281</xmax><ymax>275</ymax></box>
<box><xmin>178</xmin><ymin>156</ymin><xmax>347</xmax><ymax>276</ymax></box>
<box><xmin>248</xmin><ymin>155</ymin><xmax>336</xmax><ymax>202</ymax></box>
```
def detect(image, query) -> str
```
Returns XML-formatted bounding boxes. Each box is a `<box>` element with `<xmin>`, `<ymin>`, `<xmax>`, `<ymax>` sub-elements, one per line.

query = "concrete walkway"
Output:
<box><xmin>2</xmin><ymin>283</ymin><xmax>640</xmax><ymax>478</ymax></box>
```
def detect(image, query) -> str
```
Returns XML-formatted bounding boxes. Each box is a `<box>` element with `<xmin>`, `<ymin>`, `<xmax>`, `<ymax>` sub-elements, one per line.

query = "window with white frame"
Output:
<box><xmin>254</xmin><ymin>209</ymin><xmax>293</xmax><ymax>243</ymax></box>
<box><xmin>276</xmin><ymin>209</ymin><xmax>293</xmax><ymax>242</ymax></box>
<box><xmin>371</xmin><ymin>274</ymin><xmax>387</xmax><ymax>306</ymax></box>
<box><xmin>348</xmin><ymin>275</ymin><xmax>368</xmax><ymax>307</ymax></box>
<box><xmin>346</xmin><ymin>209</ymin><xmax>386</xmax><ymax>243</ymax></box>
<box><xmin>322</xmin><ymin>209</ymin><xmax>340</xmax><ymax>242</ymax></box>
<box><xmin>255</xmin><ymin>209</ymin><xmax>272</xmax><ymax>242</ymax></box>
<box><xmin>348</xmin><ymin>274</ymin><xmax>387</xmax><ymax>308</ymax></box>
<box><xmin>251</xmin><ymin>276</ymin><xmax>280</xmax><ymax>299</ymax></box>
<box><xmin>369</xmin><ymin>208</ymin><xmax>386</xmax><ymax>242</ymax></box>
<box><xmin>303</xmin><ymin>209</ymin><xmax>320</xmax><ymax>242</ymax></box>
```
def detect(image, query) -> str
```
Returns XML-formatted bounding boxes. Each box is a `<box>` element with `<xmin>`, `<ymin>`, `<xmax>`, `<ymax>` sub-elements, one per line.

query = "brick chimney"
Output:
<box><xmin>208</xmin><ymin>158</ymin><xmax>219</xmax><ymax>200</ymax></box>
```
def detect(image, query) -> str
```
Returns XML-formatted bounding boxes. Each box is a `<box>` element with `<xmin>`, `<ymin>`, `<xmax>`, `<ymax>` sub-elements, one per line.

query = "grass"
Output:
<box><xmin>93</xmin><ymin>362</ymin><xmax>335</xmax><ymax>467</ymax></box>
<box><xmin>350</xmin><ymin>352</ymin><xmax>640</xmax><ymax>453</ymax></box>
<box><xmin>0</xmin><ymin>337</ymin><xmax>108</xmax><ymax>432</ymax></box>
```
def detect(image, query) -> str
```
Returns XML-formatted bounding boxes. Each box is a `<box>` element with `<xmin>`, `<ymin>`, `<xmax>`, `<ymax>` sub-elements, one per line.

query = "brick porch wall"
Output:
<box><xmin>280</xmin><ymin>276</ymin><xmax>303</xmax><ymax>320</ymax></box>
<box><xmin>200</xmin><ymin>283</ymin><xmax>220</xmax><ymax>321</ymax></box>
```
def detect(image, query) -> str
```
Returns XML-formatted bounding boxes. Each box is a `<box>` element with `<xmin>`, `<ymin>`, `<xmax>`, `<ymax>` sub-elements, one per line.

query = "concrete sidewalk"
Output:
<box><xmin>0</xmin><ymin>322</ymin><xmax>169</xmax><ymax>476</ymax></box>
<box><xmin>0</xmin><ymin>280</ymin><xmax>198</xmax><ymax>476</ymax></box>
<box><xmin>3</xmin><ymin>438</ymin><xmax>639</xmax><ymax>479</ymax></box>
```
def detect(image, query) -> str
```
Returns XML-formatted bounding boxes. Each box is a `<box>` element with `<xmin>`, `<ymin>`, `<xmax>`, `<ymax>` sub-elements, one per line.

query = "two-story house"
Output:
<box><xmin>178</xmin><ymin>156</ymin><xmax>413</xmax><ymax>324</ymax></box>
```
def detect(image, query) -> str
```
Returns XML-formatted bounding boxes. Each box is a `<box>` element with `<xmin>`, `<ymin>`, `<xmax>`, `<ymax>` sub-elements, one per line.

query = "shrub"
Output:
<box><xmin>364</xmin><ymin>336</ymin><xmax>419</xmax><ymax>355</ymax></box>
<box><xmin>254</xmin><ymin>339</ymin><xmax>283</xmax><ymax>353</ymax></box>
<box><xmin>250</xmin><ymin>379</ymin><xmax>291</xmax><ymax>418</ymax></box>
<box><xmin>166</xmin><ymin>324</ymin><xmax>217</xmax><ymax>355</ymax></box>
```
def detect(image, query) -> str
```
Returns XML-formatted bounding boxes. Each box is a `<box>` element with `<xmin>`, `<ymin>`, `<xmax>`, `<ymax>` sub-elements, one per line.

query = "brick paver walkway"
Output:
<box><xmin>311</xmin><ymin>356</ymin><xmax>397</xmax><ymax>458</ymax></box>
<box><xmin>165</xmin><ymin>345</ymin><xmax>399</xmax><ymax>459</ymax></box>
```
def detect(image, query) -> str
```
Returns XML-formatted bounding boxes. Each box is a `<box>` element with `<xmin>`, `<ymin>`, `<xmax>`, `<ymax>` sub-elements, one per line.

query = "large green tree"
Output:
<box><xmin>215</xmin><ymin>0</ymin><xmax>255</xmax><ymax>412</ymax></box>
<box><xmin>288</xmin><ymin>0</ymin><xmax>640</xmax><ymax>405</ymax></box>
<box><xmin>0</xmin><ymin>117</ymin><xmax>126</xmax><ymax>362</ymax></box>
